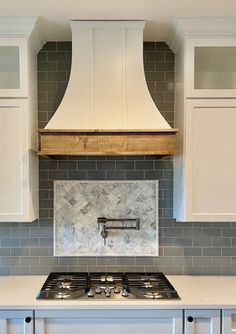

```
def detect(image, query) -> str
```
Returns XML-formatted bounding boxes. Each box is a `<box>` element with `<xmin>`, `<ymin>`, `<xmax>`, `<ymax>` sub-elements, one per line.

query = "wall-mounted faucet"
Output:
<box><xmin>97</xmin><ymin>217</ymin><xmax>140</xmax><ymax>245</ymax></box>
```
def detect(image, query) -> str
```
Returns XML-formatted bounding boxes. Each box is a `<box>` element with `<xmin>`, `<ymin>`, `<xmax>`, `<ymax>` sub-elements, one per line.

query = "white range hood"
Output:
<box><xmin>38</xmin><ymin>20</ymin><xmax>177</xmax><ymax>156</ymax></box>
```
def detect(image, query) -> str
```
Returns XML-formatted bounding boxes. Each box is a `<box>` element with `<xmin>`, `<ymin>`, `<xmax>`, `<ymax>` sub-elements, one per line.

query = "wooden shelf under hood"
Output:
<box><xmin>38</xmin><ymin>128</ymin><xmax>179</xmax><ymax>156</ymax></box>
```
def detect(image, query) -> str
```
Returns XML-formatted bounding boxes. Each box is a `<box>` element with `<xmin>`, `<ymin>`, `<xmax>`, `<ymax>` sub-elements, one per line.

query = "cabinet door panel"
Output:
<box><xmin>222</xmin><ymin>309</ymin><xmax>236</xmax><ymax>333</ymax></box>
<box><xmin>35</xmin><ymin>309</ymin><xmax>182</xmax><ymax>334</ymax></box>
<box><xmin>185</xmin><ymin>310</ymin><xmax>220</xmax><ymax>334</ymax></box>
<box><xmin>0</xmin><ymin>100</ymin><xmax>29</xmax><ymax>221</ymax></box>
<box><xmin>0</xmin><ymin>310</ymin><xmax>33</xmax><ymax>334</ymax></box>
<box><xmin>185</xmin><ymin>99</ymin><xmax>236</xmax><ymax>221</ymax></box>
<box><xmin>0</xmin><ymin>38</ymin><xmax>28</xmax><ymax>97</ymax></box>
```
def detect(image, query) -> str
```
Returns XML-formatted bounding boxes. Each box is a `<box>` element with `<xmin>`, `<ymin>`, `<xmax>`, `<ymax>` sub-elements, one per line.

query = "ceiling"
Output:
<box><xmin>1</xmin><ymin>0</ymin><xmax>236</xmax><ymax>41</ymax></box>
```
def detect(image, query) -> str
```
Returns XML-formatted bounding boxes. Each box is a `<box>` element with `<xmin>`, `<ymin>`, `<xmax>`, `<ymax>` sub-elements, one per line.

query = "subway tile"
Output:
<box><xmin>58</xmin><ymin>257</ymin><xmax>78</xmax><ymax>265</ymax></box>
<box><xmin>222</xmin><ymin>228</ymin><xmax>236</xmax><ymax>237</ymax></box>
<box><xmin>21</xmin><ymin>257</ymin><xmax>40</xmax><ymax>266</ymax></box>
<box><xmin>38</xmin><ymin>61</ymin><xmax>57</xmax><ymax>71</ymax></box>
<box><xmin>68</xmin><ymin>171</ymin><xmax>87</xmax><ymax>180</ymax></box>
<box><xmin>135</xmin><ymin>161</ymin><xmax>154</xmax><ymax>170</ymax></box>
<box><xmin>116</xmin><ymin>161</ymin><xmax>134</xmax><ymax>170</ymax></box>
<box><xmin>87</xmin><ymin>171</ymin><xmax>106</xmax><ymax>180</ymax></box>
<box><xmin>156</xmin><ymin>42</ymin><xmax>171</xmax><ymax>51</ymax></box>
<box><xmin>213</xmin><ymin>238</ymin><xmax>231</xmax><ymax>247</ymax></box>
<box><xmin>77</xmin><ymin>161</ymin><xmax>96</xmax><ymax>170</ymax></box>
<box><xmin>202</xmin><ymin>266</ymin><xmax>221</xmax><ymax>275</ymax></box>
<box><xmin>11</xmin><ymin>248</ymin><xmax>29</xmax><ymax>256</ymax></box>
<box><xmin>193</xmin><ymin>256</ymin><xmax>212</xmax><ymax>266</ymax></box>
<box><xmin>144</xmin><ymin>61</ymin><xmax>156</xmax><ymax>71</ymax></box>
<box><xmin>41</xmin><ymin>42</ymin><xmax>57</xmax><ymax>51</ymax></box>
<box><xmin>31</xmin><ymin>228</ymin><xmax>52</xmax><ymax>238</ymax></box>
<box><xmin>145</xmin><ymin>170</ymin><xmax>164</xmax><ymax>179</ymax></box>
<box><xmin>0</xmin><ymin>267</ymin><xmax>10</xmax><ymax>275</ymax></box>
<box><xmin>222</xmin><ymin>248</ymin><xmax>236</xmax><ymax>256</ymax></box>
<box><xmin>96</xmin><ymin>257</ymin><xmax>116</xmax><ymax>266</ymax></box>
<box><xmin>38</xmin><ymin>52</ymin><xmax>47</xmax><ymax>61</ymax></box>
<box><xmin>183</xmin><ymin>266</ymin><xmax>203</xmax><ymax>275</ymax></box>
<box><xmin>47</xmin><ymin>71</ymin><xmax>67</xmax><ymax>81</ymax></box>
<box><xmin>48</xmin><ymin>171</ymin><xmax>67</xmax><ymax>180</ymax></box>
<box><xmin>143</xmin><ymin>42</ymin><xmax>156</xmax><ymax>51</ymax></box>
<box><xmin>47</xmin><ymin>52</ymin><xmax>67</xmax><ymax>61</ymax></box>
<box><xmin>115</xmin><ymin>257</ymin><xmax>135</xmax><ymax>266</ymax></box>
<box><xmin>125</xmin><ymin>171</ymin><xmax>144</xmax><ymax>180</ymax></box>
<box><xmin>58</xmin><ymin>161</ymin><xmax>77</xmax><ymax>170</ymax></box>
<box><xmin>173</xmin><ymin>238</ymin><xmax>192</xmax><ymax>247</ymax></box>
<box><xmin>56</xmin><ymin>42</ymin><xmax>71</xmax><ymax>51</ymax></box>
<box><xmin>40</xmin><ymin>257</ymin><xmax>58</xmax><ymax>266</ymax></box>
<box><xmin>11</xmin><ymin>267</ymin><xmax>30</xmax><ymax>275</ymax></box>
<box><xmin>2</xmin><ymin>257</ymin><xmax>21</xmax><ymax>266</ymax></box>
<box><xmin>173</xmin><ymin>256</ymin><xmax>192</xmax><ymax>266</ymax></box>
<box><xmin>165</xmin><ymin>52</ymin><xmax>175</xmax><ymax>61</ymax></box>
<box><xmin>78</xmin><ymin>257</ymin><xmax>97</xmax><ymax>266</ymax></box>
<box><xmin>106</xmin><ymin>171</ymin><xmax>126</xmax><ymax>180</ymax></box>
<box><xmin>145</xmin><ymin>52</ymin><xmax>164</xmax><ymax>61</ymax></box>
<box><xmin>30</xmin><ymin>247</ymin><xmax>51</xmax><ymax>256</ymax></box>
<box><xmin>135</xmin><ymin>257</ymin><xmax>154</xmax><ymax>265</ymax></box>
<box><xmin>1</xmin><ymin>238</ymin><xmax>19</xmax><ymax>248</ymax></box>
<box><xmin>163</xmin><ymin>247</ymin><xmax>182</xmax><ymax>256</ymax></box>
<box><xmin>97</xmin><ymin>161</ymin><xmax>116</xmax><ymax>170</ymax></box>
<box><xmin>11</xmin><ymin>228</ymin><xmax>30</xmax><ymax>238</ymax></box>
<box><xmin>183</xmin><ymin>247</ymin><xmax>202</xmax><ymax>256</ymax></box>
<box><xmin>193</xmin><ymin>238</ymin><xmax>212</xmax><ymax>247</ymax></box>
<box><xmin>145</xmin><ymin>71</ymin><xmax>165</xmax><ymax>82</ymax></box>
<box><xmin>40</xmin><ymin>238</ymin><xmax>53</xmax><ymax>247</ymax></box>
<box><xmin>213</xmin><ymin>257</ymin><xmax>231</xmax><ymax>266</ymax></box>
<box><xmin>203</xmin><ymin>247</ymin><xmax>222</xmax><ymax>256</ymax></box>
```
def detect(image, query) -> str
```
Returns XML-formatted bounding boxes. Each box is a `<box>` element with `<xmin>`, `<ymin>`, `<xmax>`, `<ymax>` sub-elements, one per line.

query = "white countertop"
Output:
<box><xmin>1</xmin><ymin>275</ymin><xmax>236</xmax><ymax>310</ymax></box>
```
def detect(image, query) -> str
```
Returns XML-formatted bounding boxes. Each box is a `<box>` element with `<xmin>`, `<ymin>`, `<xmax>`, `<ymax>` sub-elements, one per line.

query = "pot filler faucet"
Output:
<box><xmin>97</xmin><ymin>217</ymin><xmax>140</xmax><ymax>245</ymax></box>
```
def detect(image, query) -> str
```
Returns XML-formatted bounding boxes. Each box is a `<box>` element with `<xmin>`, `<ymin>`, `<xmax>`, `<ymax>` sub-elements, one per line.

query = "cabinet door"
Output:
<box><xmin>185</xmin><ymin>37</ymin><xmax>236</xmax><ymax>98</ymax></box>
<box><xmin>0</xmin><ymin>38</ymin><xmax>28</xmax><ymax>97</ymax></box>
<box><xmin>185</xmin><ymin>310</ymin><xmax>221</xmax><ymax>334</ymax></box>
<box><xmin>0</xmin><ymin>99</ymin><xmax>37</xmax><ymax>222</ymax></box>
<box><xmin>0</xmin><ymin>310</ymin><xmax>33</xmax><ymax>334</ymax></box>
<box><xmin>222</xmin><ymin>309</ymin><xmax>236</xmax><ymax>333</ymax></box>
<box><xmin>183</xmin><ymin>99</ymin><xmax>236</xmax><ymax>221</ymax></box>
<box><xmin>35</xmin><ymin>309</ymin><xmax>183</xmax><ymax>334</ymax></box>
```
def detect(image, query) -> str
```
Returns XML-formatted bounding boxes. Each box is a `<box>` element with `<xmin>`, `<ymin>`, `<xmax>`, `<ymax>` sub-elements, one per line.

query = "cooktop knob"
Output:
<box><xmin>114</xmin><ymin>286</ymin><xmax>121</xmax><ymax>294</ymax></box>
<box><xmin>87</xmin><ymin>288</ymin><xmax>94</xmax><ymax>297</ymax></box>
<box><xmin>95</xmin><ymin>286</ymin><xmax>102</xmax><ymax>294</ymax></box>
<box><xmin>122</xmin><ymin>288</ymin><xmax>129</xmax><ymax>297</ymax></box>
<box><xmin>105</xmin><ymin>287</ymin><xmax>111</xmax><ymax>297</ymax></box>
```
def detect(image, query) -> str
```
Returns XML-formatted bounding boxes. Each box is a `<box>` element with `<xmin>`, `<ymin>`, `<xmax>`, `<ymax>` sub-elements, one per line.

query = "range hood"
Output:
<box><xmin>38</xmin><ymin>20</ymin><xmax>178</xmax><ymax>156</ymax></box>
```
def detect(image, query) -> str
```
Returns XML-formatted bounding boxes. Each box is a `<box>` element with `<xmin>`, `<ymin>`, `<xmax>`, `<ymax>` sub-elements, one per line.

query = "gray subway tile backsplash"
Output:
<box><xmin>0</xmin><ymin>41</ymin><xmax>235</xmax><ymax>275</ymax></box>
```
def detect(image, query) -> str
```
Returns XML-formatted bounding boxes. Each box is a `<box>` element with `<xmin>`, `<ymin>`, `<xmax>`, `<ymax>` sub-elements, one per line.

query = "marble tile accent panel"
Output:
<box><xmin>54</xmin><ymin>181</ymin><xmax>158</xmax><ymax>256</ymax></box>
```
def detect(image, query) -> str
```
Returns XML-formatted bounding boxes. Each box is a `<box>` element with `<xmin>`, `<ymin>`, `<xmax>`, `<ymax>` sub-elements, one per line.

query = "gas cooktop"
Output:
<box><xmin>37</xmin><ymin>272</ymin><xmax>180</xmax><ymax>300</ymax></box>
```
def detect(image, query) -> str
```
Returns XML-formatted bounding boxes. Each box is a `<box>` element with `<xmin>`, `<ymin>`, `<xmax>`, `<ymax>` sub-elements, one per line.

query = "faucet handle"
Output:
<box><xmin>101</xmin><ymin>224</ymin><xmax>108</xmax><ymax>245</ymax></box>
<box><xmin>97</xmin><ymin>217</ymin><xmax>107</xmax><ymax>224</ymax></box>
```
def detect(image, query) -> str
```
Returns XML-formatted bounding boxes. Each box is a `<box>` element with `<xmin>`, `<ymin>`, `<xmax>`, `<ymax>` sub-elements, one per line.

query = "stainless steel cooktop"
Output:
<box><xmin>37</xmin><ymin>272</ymin><xmax>180</xmax><ymax>300</ymax></box>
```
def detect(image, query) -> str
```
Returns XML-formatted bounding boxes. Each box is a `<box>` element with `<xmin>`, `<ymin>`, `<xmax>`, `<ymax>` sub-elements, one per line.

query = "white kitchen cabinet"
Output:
<box><xmin>222</xmin><ymin>309</ymin><xmax>236</xmax><ymax>333</ymax></box>
<box><xmin>0</xmin><ymin>38</ymin><xmax>28</xmax><ymax>97</ymax></box>
<box><xmin>0</xmin><ymin>17</ymin><xmax>45</xmax><ymax>222</ymax></box>
<box><xmin>185</xmin><ymin>37</ymin><xmax>236</xmax><ymax>98</ymax></box>
<box><xmin>170</xmin><ymin>17</ymin><xmax>236</xmax><ymax>222</ymax></box>
<box><xmin>174</xmin><ymin>99</ymin><xmax>236</xmax><ymax>222</ymax></box>
<box><xmin>0</xmin><ymin>310</ymin><xmax>33</xmax><ymax>334</ymax></box>
<box><xmin>35</xmin><ymin>309</ymin><xmax>183</xmax><ymax>334</ymax></box>
<box><xmin>185</xmin><ymin>309</ymin><xmax>221</xmax><ymax>334</ymax></box>
<box><xmin>0</xmin><ymin>99</ymin><xmax>38</xmax><ymax>222</ymax></box>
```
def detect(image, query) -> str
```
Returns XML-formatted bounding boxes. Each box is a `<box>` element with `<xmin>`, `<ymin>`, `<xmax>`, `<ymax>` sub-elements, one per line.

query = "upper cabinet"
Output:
<box><xmin>0</xmin><ymin>17</ymin><xmax>45</xmax><ymax>222</ymax></box>
<box><xmin>185</xmin><ymin>38</ymin><xmax>236</xmax><ymax>98</ymax></box>
<box><xmin>169</xmin><ymin>18</ymin><xmax>236</xmax><ymax>222</ymax></box>
<box><xmin>0</xmin><ymin>38</ymin><xmax>28</xmax><ymax>97</ymax></box>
